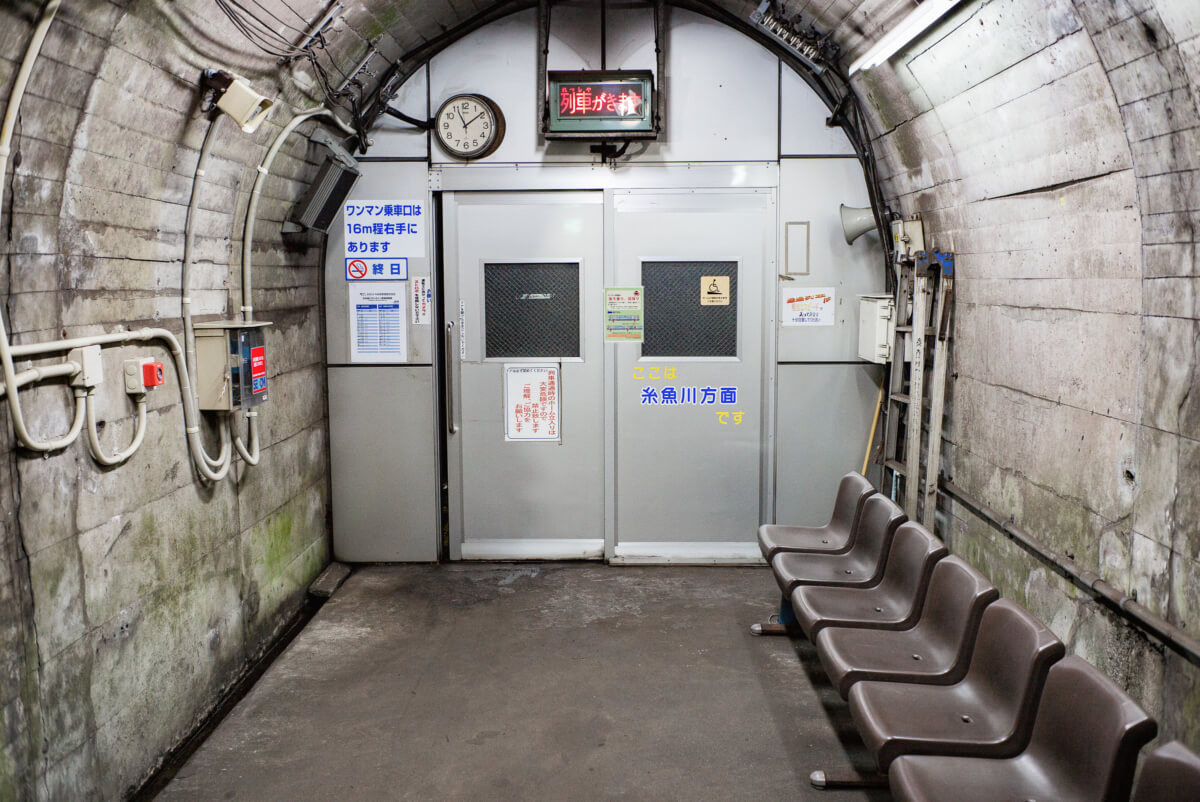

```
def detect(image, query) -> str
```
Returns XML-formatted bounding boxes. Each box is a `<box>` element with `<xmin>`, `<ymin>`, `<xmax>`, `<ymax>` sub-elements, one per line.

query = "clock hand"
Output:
<box><xmin>464</xmin><ymin>111</ymin><xmax>485</xmax><ymax>128</ymax></box>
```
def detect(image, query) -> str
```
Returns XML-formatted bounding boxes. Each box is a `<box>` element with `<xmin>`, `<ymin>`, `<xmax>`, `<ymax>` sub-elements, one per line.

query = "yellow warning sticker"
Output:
<box><xmin>701</xmin><ymin>275</ymin><xmax>730</xmax><ymax>306</ymax></box>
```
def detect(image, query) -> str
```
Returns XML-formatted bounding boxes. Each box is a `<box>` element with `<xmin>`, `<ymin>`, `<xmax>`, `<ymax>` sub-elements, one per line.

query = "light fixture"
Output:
<box><xmin>201</xmin><ymin>69</ymin><xmax>275</xmax><ymax>133</ymax></box>
<box><xmin>749</xmin><ymin>1</ymin><xmax>838</xmax><ymax>75</ymax></box>
<box><xmin>847</xmin><ymin>0</ymin><xmax>965</xmax><ymax>75</ymax></box>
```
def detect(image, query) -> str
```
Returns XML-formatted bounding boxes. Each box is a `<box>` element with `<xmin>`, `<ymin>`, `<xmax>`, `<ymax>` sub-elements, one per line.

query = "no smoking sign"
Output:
<box><xmin>345</xmin><ymin>257</ymin><xmax>408</xmax><ymax>281</ymax></box>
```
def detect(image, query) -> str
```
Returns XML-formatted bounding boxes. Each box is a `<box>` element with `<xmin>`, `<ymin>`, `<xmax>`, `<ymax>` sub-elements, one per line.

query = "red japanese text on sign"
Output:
<box><xmin>505</xmin><ymin>366</ymin><xmax>560</xmax><ymax>441</ymax></box>
<box><xmin>558</xmin><ymin>84</ymin><xmax>643</xmax><ymax>118</ymax></box>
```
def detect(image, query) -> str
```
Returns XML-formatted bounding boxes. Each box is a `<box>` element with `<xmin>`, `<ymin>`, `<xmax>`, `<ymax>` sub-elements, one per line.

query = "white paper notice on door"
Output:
<box><xmin>504</xmin><ymin>364</ymin><xmax>560</xmax><ymax>441</ymax></box>
<box><xmin>781</xmin><ymin>287</ymin><xmax>836</xmax><ymax>326</ymax></box>
<box><xmin>411</xmin><ymin>276</ymin><xmax>431</xmax><ymax>325</ymax></box>
<box><xmin>350</xmin><ymin>283</ymin><xmax>407</xmax><ymax>362</ymax></box>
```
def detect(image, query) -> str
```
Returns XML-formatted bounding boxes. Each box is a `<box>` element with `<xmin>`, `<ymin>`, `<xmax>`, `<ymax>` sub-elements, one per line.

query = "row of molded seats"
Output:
<box><xmin>755</xmin><ymin>472</ymin><xmax>1200</xmax><ymax>801</ymax></box>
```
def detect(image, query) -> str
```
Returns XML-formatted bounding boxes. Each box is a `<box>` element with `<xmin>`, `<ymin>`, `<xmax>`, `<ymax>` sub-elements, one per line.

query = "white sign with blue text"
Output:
<box><xmin>343</xmin><ymin>200</ymin><xmax>425</xmax><ymax>281</ymax></box>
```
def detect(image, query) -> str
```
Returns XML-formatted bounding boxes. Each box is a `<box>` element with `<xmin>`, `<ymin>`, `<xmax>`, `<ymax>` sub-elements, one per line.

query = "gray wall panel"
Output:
<box><xmin>776</xmin><ymin>159</ymin><xmax>884</xmax><ymax>363</ymax></box>
<box><xmin>329</xmin><ymin>367</ymin><xmax>439</xmax><ymax>561</ymax></box>
<box><xmin>325</xmin><ymin>162</ymin><xmax>434</xmax><ymax>365</ymax></box>
<box><xmin>774</xmin><ymin>363</ymin><xmax>883</xmax><ymax>526</ymax></box>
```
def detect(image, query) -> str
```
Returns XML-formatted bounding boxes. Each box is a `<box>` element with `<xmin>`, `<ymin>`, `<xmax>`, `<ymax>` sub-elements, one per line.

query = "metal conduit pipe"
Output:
<box><xmin>85</xmin><ymin>390</ymin><xmax>148</xmax><ymax>466</ymax></box>
<box><xmin>58</xmin><ymin>387</ymin><xmax>88</xmax><ymax>447</ymax></box>
<box><xmin>0</xmin><ymin>0</ymin><xmax>76</xmax><ymax>451</ymax></box>
<box><xmin>181</xmin><ymin>115</ymin><xmax>231</xmax><ymax>471</ymax></box>
<box><xmin>536</xmin><ymin>0</ymin><xmax>548</xmax><ymax>138</ymax></box>
<box><xmin>233</xmin><ymin>107</ymin><xmax>353</xmax><ymax>467</ymax></box>
<box><xmin>11</xmin><ymin>328</ymin><xmax>231</xmax><ymax>481</ymax></box>
<box><xmin>0</xmin><ymin>360</ymin><xmax>79</xmax><ymax>396</ymax></box>
<box><xmin>241</xmin><ymin>106</ymin><xmax>354</xmax><ymax>324</ymax></box>
<box><xmin>939</xmin><ymin>478</ymin><xmax>1200</xmax><ymax>669</ymax></box>
<box><xmin>182</xmin><ymin>115</ymin><xmax>223</xmax><ymax>397</ymax></box>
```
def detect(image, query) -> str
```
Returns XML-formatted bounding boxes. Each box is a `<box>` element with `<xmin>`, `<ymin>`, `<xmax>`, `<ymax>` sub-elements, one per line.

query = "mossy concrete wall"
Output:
<box><xmin>0</xmin><ymin>1</ymin><xmax>399</xmax><ymax>797</ymax></box>
<box><xmin>820</xmin><ymin>0</ymin><xmax>1200</xmax><ymax>747</ymax></box>
<box><xmin>6</xmin><ymin>0</ymin><xmax>1200</xmax><ymax>795</ymax></box>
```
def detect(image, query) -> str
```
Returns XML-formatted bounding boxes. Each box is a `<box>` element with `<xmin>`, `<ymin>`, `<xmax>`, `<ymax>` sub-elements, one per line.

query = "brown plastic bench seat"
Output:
<box><xmin>758</xmin><ymin>472</ymin><xmax>875</xmax><ymax>560</ymax></box>
<box><xmin>815</xmin><ymin>556</ymin><xmax>998</xmax><ymax>698</ymax></box>
<box><xmin>848</xmin><ymin>599</ymin><xmax>1065</xmax><ymax>771</ymax></box>
<box><xmin>770</xmin><ymin>494</ymin><xmax>906</xmax><ymax>596</ymax></box>
<box><xmin>889</xmin><ymin>655</ymin><xmax>1157</xmax><ymax>802</ymax></box>
<box><xmin>790</xmin><ymin>522</ymin><xmax>948</xmax><ymax>641</ymax></box>
<box><xmin>1132</xmin><ymin>741</ymin><xmax>1200</xmax><ymax>802</ymax></box>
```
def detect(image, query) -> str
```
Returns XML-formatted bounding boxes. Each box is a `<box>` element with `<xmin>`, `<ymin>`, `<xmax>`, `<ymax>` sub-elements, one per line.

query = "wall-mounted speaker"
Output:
<box><xmin>839</xmin><ymin>204</ymin><xmax>876</xmax><ymax>245</ymax></box>
<box><xmin>290</xmin><ymin>157</ymin><xmax>360</xmax><ymax>233</ymax></box>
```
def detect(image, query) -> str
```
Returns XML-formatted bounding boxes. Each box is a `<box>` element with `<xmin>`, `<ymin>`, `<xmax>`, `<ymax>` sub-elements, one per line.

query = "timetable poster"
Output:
<box><xmin>349</xmin><ymin>283</ymin><xmax>407</xmax><ymax>363</ymax></box>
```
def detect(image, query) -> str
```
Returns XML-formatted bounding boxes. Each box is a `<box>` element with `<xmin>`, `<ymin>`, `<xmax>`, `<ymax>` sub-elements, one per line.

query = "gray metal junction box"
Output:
<box><xmin>194</xmin><ymin>321</ymin><xmax>272</xmax><ymax>411</ymax></box>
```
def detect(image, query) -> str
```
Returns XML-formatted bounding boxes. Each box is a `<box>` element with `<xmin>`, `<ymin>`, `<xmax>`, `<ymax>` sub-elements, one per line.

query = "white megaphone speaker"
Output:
<box><xmin>839</xmin><ymin>204</ymin><xmax>876</xmax><ymax>245</ymax></box>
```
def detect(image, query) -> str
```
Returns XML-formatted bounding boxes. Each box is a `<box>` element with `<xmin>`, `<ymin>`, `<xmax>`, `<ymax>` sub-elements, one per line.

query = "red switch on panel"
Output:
<box><xmin>142</xmin><ymin>361</ymin><xmax>165</xmax><ymax>387</ymax></box>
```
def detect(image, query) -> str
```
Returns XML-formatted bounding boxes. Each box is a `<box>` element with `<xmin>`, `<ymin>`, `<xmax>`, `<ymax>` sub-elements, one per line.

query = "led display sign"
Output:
<box><xmin>545</xmin><ymin>70</ymin><xmax>655</xmax><ymax>138</ymax></box>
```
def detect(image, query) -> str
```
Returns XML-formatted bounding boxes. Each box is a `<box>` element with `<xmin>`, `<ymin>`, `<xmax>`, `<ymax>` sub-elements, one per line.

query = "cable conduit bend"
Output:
<box><xmin>85</xmin><ymin>391</ymin><xmax>148</xmax><ymax>466</ymax></box>
<box><xmin>0</xmin><ymin>0</ymin><xmax>70</xmax><ymax>451</ymax></box>
<box><xmin>6</xmin><ymin>327</ymin><xmax>233</xmax><ymax>481</ymax></box>
<box><xmin>180</xmin><ymin>115</ymin><xmax>233</xmax><ymax>473</ymax></box>
<box><xmin>232</xmin><ymin>107</ymin><xmax>351</xmax><ymax>466</ymax></box>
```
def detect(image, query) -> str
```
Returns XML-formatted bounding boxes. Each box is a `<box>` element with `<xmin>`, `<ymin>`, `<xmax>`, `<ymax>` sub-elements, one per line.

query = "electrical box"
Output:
<box><xmin>123</xmin><ymin>358</ymin><xmax>165</xmax><ymax>394</ymax></box>
<box><xmin>891</xmin><ymin>216</ymin><xmax>926</xmax><ymax>262</ymax></box>
<box><xmin>67</xmin><ymin>345</ymin><xmax>103</xmax><ymax>388</ymax></box>
<box><xmin>858</xmin><ymin>295</ymin><xmax>896</xmax><ymax>364</ymax></box>
<box><xmin>193</xmin><ymin>321</ymin><xmax>272</xmax><ymax>411</ymax></box>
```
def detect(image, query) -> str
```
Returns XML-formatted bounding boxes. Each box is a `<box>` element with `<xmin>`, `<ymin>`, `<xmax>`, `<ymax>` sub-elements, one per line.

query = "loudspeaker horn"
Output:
<box><xmin>839</xmin><ymin>204</ymin><xmax>876</xmax><ymax>245</ymax></box>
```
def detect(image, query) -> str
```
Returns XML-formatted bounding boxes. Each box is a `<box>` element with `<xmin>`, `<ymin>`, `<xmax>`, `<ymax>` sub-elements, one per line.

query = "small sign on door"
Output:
<box><xmin>605</xmin><ymin>286</ymin><xmax>644</xmax><ymax>342</ymax></box>
<box><xmin>701</xmin><ymin>275</ymin><xmax>730</xmax><ymax>306</ymax></box>
<box><xmin>781</xmin><ymin>287</ymin><xmax>836</xmax><ymax>326</ymax></box>
<box><xmin>504</xmin><ymin>364</ymin><xmax>560</xmax><ymax>441</ymax></box>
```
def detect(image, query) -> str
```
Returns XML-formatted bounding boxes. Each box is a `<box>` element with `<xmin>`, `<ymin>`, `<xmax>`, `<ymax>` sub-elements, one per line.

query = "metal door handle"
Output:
<box><xmin>445</xmin><ymin>321</ymin><xmax>458</xmax><ymax>435</ymax></box>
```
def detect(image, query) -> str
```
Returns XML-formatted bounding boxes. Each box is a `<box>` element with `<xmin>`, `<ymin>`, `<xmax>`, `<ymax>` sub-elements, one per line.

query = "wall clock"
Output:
<box><xmin>434</xmin><ymin>94</ymin><xmax>505</xmax><ymax>160</ymax></box>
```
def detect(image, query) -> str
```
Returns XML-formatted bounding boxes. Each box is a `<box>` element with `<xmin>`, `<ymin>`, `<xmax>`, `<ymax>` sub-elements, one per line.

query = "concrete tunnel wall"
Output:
<box><xmin>0</xmin><ymin>0</ymin><xmax>1198</xmax><ymax>797</ymax></box>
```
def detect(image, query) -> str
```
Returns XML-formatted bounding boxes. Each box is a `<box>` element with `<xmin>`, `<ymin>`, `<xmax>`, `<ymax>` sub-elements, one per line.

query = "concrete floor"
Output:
<box><xmin>160</xmin><ymin>564</ymin><xmax>890</xmax><ymax>801</ymax></box>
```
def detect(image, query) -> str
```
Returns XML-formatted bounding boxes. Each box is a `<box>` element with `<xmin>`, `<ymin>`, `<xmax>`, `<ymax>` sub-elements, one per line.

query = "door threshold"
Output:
<box><xmin>460</xmin><ymin>538</ymin><xmax>604</xmax><ymax>560</ymax></box>
<box><xmin>611</xmin><ymin>541</ymin><xmax>766</xmax><ymax>565</ymax></box>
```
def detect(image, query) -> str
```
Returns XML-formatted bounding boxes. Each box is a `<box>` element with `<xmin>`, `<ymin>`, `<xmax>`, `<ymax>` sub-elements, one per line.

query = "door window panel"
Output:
<box><xmin>641</xmin><ymin>261</ymin><xmax>738</xmax><ymax>357</ymax></box>
<box><xmin>484</xmin><ymin>262</ymin><xmax>581</xmax><ymax>358</ymax></box>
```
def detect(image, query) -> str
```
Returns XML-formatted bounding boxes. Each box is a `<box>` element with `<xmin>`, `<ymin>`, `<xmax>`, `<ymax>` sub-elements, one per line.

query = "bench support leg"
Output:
<box><xmin>808</xmin><ymin>769</ymin><xmax>888</xmax><ymax>790</ymax></box>
<box><xmin>750</xmin><ymin>594</ymin><xmax>800</xmax><ymax>637</ymax></box>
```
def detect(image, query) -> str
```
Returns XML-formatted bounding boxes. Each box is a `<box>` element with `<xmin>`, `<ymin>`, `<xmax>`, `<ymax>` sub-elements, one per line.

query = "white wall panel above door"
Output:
<box><xmin>780</xmin><ymin>66</ymin><xmax>857</xmax><ymax>156</ymax></box>
<box><xmin>425</xmin><ymin>8</ymin><xmax>780</xmax><ymax>165</ymax></box>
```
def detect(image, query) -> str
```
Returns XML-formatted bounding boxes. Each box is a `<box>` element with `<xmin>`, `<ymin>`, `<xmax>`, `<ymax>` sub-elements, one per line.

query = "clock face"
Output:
<box><xmin>435</xmin><ymin>94</ymin><xmax>505</xmax><ymax>160</ymax></box>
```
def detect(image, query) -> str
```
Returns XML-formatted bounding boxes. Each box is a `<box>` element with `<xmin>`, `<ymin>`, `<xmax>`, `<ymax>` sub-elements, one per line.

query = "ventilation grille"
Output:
<box><xmin>642</xmin><ymin>261</ymin><xmax>738</xmax><ymax>357</ymax></box>
<box><xmin>484</xmin><ymin>263</ymin><xmax>581</xmax><ymax>358</ymax></box>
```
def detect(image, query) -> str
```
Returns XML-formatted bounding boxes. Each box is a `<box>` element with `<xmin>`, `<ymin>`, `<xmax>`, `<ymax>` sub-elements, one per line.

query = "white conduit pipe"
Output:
<box><xmin>12</xmin><ymin>328</ymin><xmax>231</xmax><ymax>481</ymax></box>
<box><xmin>58</xmin><ymin>387</ymin><xmax>88</xmax><ymax>445</ymax></box>
<box><xmin>182</xmin><ymin>115</ymin><xmax>223</xmax><ymax>401</ymax></box>
<box><xmin>181</xmin><ymin>114</ymin><xmax>232</xmax><ymax>472</ymax></box>
<box><xmin>0</xmin><ymin>0</ymin><xmax>73</xmax><ymax>451</ymax></box>
<box><xmin>240</xmin><ymin>106</ymin><xmax>355</xmax><ymax>324</ymax></box>
<box><xmin>85</xmin><ymin>390</ymin><xmax>148</xmax><ymax>466</ymax></box>
<box><xmin>233</xmin><ymin>408</ymin><xmax>260</xmax><ymax>466</ymax></box>
<box><xmin>0</xmin><ymin>360</ymin><xmax>78</xmax><ymax>396</ymax></box>
<box><xmin>232</xmin><ymin>107</ymin><xmax>353</xmax><ymax>466</ymax></box>
<box><xmin>0</xmin><ymin>1</ymin><xmax>227</xmax><ymax>478</ymax></box>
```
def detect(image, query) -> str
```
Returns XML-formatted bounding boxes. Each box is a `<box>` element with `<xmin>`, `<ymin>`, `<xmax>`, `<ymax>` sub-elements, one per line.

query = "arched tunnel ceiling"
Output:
<box><xmin>348</xmin><ymin>1</ymin><xmax>905</xmax><ymax>73</ymax></box>
<box><xmin>352</xmin><ymin>0</ymin><xmax>909</xmax><ymax>98</ymax></box>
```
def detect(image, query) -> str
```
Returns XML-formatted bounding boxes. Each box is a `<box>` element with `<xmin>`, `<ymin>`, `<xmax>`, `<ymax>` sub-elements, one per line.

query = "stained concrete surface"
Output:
<box><xmin>160</xmin><ymin>564</ymin><xmax>890</xmax><ymax>801</ymax></box>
